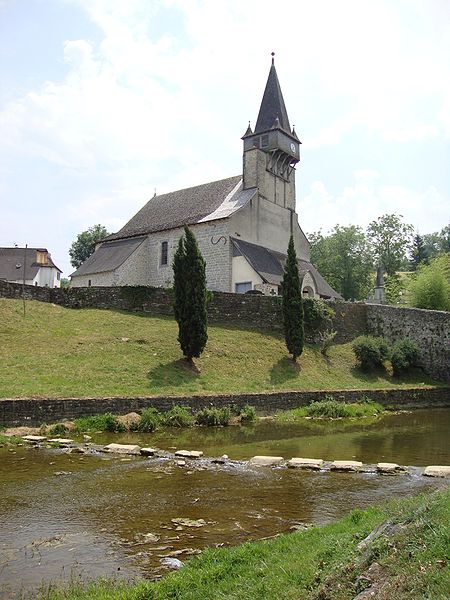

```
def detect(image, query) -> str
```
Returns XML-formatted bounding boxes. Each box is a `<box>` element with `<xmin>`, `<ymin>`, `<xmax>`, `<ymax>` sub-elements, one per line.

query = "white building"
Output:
<box><xmin>71</xmin><ymin>57</ymin><xmax>341</xmax><ymax>300</ymax></box>
<box><xmin>0</xmin><ymin>247</ymin><xmax>62</xmax><ymax>287</ymax></box>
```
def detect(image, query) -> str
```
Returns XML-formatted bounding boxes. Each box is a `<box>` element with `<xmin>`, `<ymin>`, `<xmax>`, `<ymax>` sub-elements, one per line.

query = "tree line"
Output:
<box><xmin>308</xmin><ymin>214</ymin><xmax>449</xmax><ymax>306</ymax></box>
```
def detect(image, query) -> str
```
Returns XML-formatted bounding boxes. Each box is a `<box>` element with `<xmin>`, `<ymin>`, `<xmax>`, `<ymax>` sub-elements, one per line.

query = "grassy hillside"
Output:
<box><xmin>0</xmin><ymin>298</ymin><xmax>441</xmax><ymax>399</ymax></box>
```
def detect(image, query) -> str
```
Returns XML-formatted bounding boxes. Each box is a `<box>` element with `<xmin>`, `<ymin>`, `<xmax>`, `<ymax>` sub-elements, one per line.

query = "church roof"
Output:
<box><xmin>70</xmin><ymin>236</ymin><xmax>146</xmax><ymax>277</ymax></box>
<box><xmin>106</xmin><ymin>175</ymin><xmax>251</xmax><ymax>242</ymax></box>
<box><xmin>254</xmin><ymin>60</ymin><xmax>291</xmax><ymax>134</ymax></box>
<box><xmin>231</xmin><ymin>238</ymin><xmax>342</xmax><ymax>299</ymax></box>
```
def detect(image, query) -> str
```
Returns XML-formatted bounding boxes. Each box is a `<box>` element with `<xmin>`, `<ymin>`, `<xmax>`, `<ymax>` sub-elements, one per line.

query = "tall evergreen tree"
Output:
<box><xmin>172</xmin><ymin>226</ymin><xmax>208</xmax><ymax>362</ymax></box>
<box><xmin>281</xmin><ymin>236</ymin><xmax>304</xmax><ymax>361</ymax></box>
<box><xmin>409</xmin><ymin>233</ymin><xmax>429</xmax><ymax>271</ymax></box>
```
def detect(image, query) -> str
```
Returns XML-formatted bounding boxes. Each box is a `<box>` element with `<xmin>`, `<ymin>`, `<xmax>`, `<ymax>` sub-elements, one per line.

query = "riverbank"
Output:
<box><xmin>39</xmin><ymin>487</ymin><xmax>449</xmax><ymax>600</ymax></box>
<box><xmin>2</xmin><ymin>386</ymin><xmax>449</xmax><ymax>427</ymax></box>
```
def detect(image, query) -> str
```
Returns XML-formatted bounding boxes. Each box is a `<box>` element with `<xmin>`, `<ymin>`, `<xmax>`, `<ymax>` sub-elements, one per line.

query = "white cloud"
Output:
<box><xmin>301</xmin><ymin>173</ymin><xmax>449</xmax><ymax>236</ymax></box>
<box><xmin>0</xmin><ymin>0</ymin><xmax>449</xmax><ymax>275</ymax></box>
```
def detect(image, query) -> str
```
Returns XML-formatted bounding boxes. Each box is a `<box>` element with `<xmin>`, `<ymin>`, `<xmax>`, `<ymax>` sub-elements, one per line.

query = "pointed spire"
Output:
<box><xmin>291</xmin><ymin>125</ymin><xmax>300</xmax><ymax>141</ymax></box>
<box><xmin>254</xmin><ymin>53</ymin><xmax>291</xmax><ymax>134</ymax></box>
<box><xmin>242</xmin><ymin>121</ymin><xmax>253</xmax><ymax>138</ymax></box>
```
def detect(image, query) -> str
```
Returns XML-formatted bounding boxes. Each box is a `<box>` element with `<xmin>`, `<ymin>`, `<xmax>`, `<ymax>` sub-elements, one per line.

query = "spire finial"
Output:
<box><xmin>271</xmin><ymin>51</ymin><xmax>275</xmax><ymax>66</ymax></box>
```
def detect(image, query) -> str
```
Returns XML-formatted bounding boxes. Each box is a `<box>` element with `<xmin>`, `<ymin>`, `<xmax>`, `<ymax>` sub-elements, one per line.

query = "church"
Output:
<box><xmin>70</xmin><ymin>56</ymin><xmax>341</xmax><ymax>300</ymax></box>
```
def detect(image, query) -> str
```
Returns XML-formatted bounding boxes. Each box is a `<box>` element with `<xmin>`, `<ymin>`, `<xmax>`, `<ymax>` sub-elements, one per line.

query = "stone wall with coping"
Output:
<box><xmin>1</xmin><ymin>387</ymin><xmax>448</xmax><ymax>427</ymax></box>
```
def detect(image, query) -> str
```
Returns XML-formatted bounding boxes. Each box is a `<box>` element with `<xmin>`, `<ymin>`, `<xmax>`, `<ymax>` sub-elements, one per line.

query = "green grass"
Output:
<box><xmin>73</xmin><ymin>413</ymin><xmax>126</xmax><ymax>433</ymax></box>
<box><xmin>0</xmin><ymin>433</ymin><xmax>23</xmax><ymax>445</ymax></box>
<box><xmin>39</xmin><ymin>488</ymin><xmax>450</xmax><ymax>600</ymax></box>
<box><xmin>276</xmin><ymin>397</ymin><xmax>385</xmax><ymax>421</ymax></box>
<box><xmin>0</xmin><ymin>299</ymin><xmax>443</xmax><ymax>399</ymax></box>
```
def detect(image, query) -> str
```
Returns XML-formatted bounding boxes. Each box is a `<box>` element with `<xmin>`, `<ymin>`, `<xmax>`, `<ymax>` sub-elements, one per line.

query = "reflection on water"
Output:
<box><xmin>0</xmin><ymin>408</ymin><xmax>449</xmax><ymax>599</ymax></box>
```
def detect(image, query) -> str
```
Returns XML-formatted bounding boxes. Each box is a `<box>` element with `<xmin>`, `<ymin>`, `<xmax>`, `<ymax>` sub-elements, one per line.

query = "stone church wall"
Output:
<box><xmin>1</xmin><ymin>279</ymin><xmax>449</xmax><ymax>381</ymax></box>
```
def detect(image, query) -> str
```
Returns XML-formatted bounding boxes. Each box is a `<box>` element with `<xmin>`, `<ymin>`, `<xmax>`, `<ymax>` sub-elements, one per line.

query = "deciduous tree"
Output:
<box><xmin>309</xmin><ymin>225</ymin><xmax>373</xmax><ymax>300</ymax></box>
<box><xmin>367</xmin><ymin>214</ymin><xmax>413</xmax><ymax>276</ymax></box>
<box><xmin>69</xmin><ymin>224</ymin><xmax>110</xmax><ymax>268</ymax></box>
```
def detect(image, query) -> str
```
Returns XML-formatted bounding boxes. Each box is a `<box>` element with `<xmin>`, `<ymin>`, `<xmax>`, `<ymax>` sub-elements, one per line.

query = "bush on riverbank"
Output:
<box><xmin>40</xmin><ymin>488</ymin><xmax>450</xmax><ymax>600</ymax></box>
<box><xmin>276</xmin><ymin>397</ymin><xmax>384</xmax><ymax>421</ymax></box>
<box><xmin>68</xmin><ymin>405</ymin><xmax>257</xmax><ymax>434</ymax></box>
<box><xmin>74</xmin><ymin>413</ymin><xmax>126</xmax><ymax>433</ymax></box>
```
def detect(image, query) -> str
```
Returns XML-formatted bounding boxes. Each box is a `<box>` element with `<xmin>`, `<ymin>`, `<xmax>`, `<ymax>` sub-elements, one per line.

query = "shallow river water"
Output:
<box><xmin>0</xmin><ymin>408</ymin><xmax>449</xmax><ymax>598</ymax></box>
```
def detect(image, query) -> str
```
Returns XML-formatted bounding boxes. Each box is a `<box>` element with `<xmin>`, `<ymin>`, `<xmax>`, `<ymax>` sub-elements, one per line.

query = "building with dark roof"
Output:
<box><xmin>0</xmin><ymin>247</ymin><xmax>62</xmax><ymax>287</ymax></box>
<box><xmin>70</xmin><ymin>56</ymin><xmax>341</xmax><ymax>300</ymax></box>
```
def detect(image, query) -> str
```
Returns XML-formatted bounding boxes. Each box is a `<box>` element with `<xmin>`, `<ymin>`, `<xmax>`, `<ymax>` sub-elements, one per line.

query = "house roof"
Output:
<box><xmin>231</xmin><ymin>238</ymin><xmax>342</xmax><ymax>299</ymax></box>
<box><xmin>254</xmin><ymin>60</ymin><xmax>291</xmax><ymax>134</ymax></box>
<box><xmin>105</xmin><ymin>175</ymin><xmax>251</xmax><ymax>242</ymax></box>
<box><xmin>70</xmin><ymin>236</ymin><xmax>146</xmax><ymax>277</ymax></box>
<box><xmin>0</xmin><ymin>247</ymin><xmax>61</xmax><ymax>281</ymax></box>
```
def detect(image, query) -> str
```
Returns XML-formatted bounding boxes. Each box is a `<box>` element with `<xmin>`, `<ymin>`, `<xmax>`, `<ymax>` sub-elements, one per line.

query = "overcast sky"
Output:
<box><xmin>1</xmin><ymin>0</ymin><xmax>449</xmax><ymax>276</ymax></box>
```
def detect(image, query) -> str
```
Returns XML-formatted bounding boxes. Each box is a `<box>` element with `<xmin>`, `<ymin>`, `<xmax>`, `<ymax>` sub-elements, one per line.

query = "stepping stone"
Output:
<box><xmin>423</xmin><ymin>465</ymin><xmax>450</xmax><ymax>478</ymax></box>
<box><xmin>140</xmin><ymin>447</ymin><xmax>157</xmax><ymax>456</ymax></box>
<box><xmin>288</xmin><ymin>458</ymin><xmax>324</xmax><ymax>470</ymax></box>
<box><xmin>103</xmin><ymin>443</ymin><xmax>141</xmax><ymax>455</ymax></box>
<box><xmin>48</xmin><ymin>438</ymin><xmax>73</xmax><ymax>445</ymax></box>
<box><xmin>23</xmin><ymin>435</ymin><xmax>47</xmax><ymax>443</ymax></box>
<box><xmin>377</xmin><ymin>462</ymin><xmax>404</xmax><ymax>474</ymax></box>
<box><xmin>174</xmin><ymin>450</ymin><xmax>203</xmax><ymax>459</ymax></box>
<box><xmin>249</xmin><ymin>456</ymin><xmax>283</xmax><ymax>467</ymax></box>
<box><xmin>330</xmin><ymin>460</ymin><xmax>363</xmax><ymax>472</ymax></box>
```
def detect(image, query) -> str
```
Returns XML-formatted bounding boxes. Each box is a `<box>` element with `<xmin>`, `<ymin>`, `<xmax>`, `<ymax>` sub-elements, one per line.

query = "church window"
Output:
<box><xmin>260</xmin><ymin>134</ymin><xmax>269</xmax><ymax>148</ymax></box>
<box><xmin>161</xmin><ymin>241</ymin><xmax>168</xmax><ymax>266</ymax></box>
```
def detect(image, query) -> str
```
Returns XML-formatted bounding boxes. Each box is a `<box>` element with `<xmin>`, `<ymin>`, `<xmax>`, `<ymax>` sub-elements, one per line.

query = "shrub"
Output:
<box><xmin>352</xmin><ymin>335</ymin><xmax>390</xmax><ymax>371</ymax></box>
<box><xmin>391</xmin><ymin>339</ymin><xmax>420</xmax><ymax>376</ymax></box>
<box><xmin>195</xmin><ymin>407</ymin><xmax>231</xmax><ymax>427</ymax></box>
<box><xmin>320</xmin><ymin>329</ymin><xmax>337</xmax><ymax>356</ymax></box>
<box><xmin>305</xmin><ymin>399</ymin><xmax>350</xmax><ymax>418</ymax></box>
<box><xmin>303</xmin><ymin>298</ymin><xmax>334</xmax><ymax>337</ymax></box>
<box><xmin>161</xmin><ymin>405</ymin><xmax>194</xmax><ymax>428</ymax></box>
<box><xmin>240</xmin><ymin>405</ymin><xmax>256</xmax><ymax>423</ymax></box>
<box><xmin>48</xmin><ymin>423</ymin><xmax>68</xmax><ymax>436</ymax></box>
<box><xmin>409</xmin><ymin>254</ymin><xmax>450</xmax><ymax>311</ymax></box>
<box><xmin>74</xmin><ymin>413</ymin><xmax>125</xmax><ymax>433</ymax></box>
<box><xmin>138</xmin><ymin>408</ymin><xmax>161</xmax><ymax>432</ymax></box>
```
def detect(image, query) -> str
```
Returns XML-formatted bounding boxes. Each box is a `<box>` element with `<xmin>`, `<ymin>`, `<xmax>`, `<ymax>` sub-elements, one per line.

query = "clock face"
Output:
<box><xmin>290</xmin><ymin>142</ymin><xmax>296</xmax><ymax>153</ymax></box>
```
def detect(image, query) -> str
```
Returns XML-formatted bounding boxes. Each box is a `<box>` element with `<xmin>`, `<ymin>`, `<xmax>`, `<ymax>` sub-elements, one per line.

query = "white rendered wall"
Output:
<box><xmin>231</xmin><ymin>256</ymin><xmax>263</xmax><ymax>292</ymax></box>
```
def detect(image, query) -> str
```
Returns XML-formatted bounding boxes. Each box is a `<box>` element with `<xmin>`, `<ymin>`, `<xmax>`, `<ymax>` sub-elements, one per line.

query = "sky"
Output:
<box><xmin>0</xmin><ymin>0</ymin><xmax>449</xmax><ymax>277</ymax></box>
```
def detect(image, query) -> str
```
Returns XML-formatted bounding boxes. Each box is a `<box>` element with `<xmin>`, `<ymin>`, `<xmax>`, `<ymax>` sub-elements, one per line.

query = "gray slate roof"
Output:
<box><xmin>0</xmin><ymin>247</ymin><xmax>61</xmax><ymax>281</ymax></box>
<box><xmin>71</xmin><ymin>237</ymin><xmax>146</xmax><ymax>277</ymax></box>
<box><xmin>231</xmin><ymin>238</ymin><xmax>342</xmax><ymax>299</ymax></box>
<box><xmin>254</xmin><ymin>62</ymin><xmax>291</xmax><ymax>134</ymax></box>
<box><xmin>106</xmin><ymin>175</ymin><xmax>245</xmax><ymax>242</ymax></box>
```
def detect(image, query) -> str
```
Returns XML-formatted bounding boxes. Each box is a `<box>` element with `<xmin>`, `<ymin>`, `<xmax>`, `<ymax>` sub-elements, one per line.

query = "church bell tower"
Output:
<box><xmin>242</xmin><ymin>53</ymin><xmax>300</xmax><ymax>210</ymax></box>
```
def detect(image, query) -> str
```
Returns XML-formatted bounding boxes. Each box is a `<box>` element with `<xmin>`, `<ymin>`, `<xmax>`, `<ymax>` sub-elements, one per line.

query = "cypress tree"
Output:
<box><xmin>281</xmin><ymin>236</ymin><xmax>304</xmax><ymax>361</ymax></box>
<box><xmin>172</xmin><ymin>226</ymin><xmax>208</xmax><ymax>361</ymax></box>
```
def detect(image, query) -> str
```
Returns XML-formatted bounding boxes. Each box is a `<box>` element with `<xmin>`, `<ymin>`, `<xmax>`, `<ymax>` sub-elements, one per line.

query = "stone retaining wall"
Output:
<box><xmin>1</xmin><ymin>387</ymin><xmax>448</xmax><ymax>427</ymax></box>
<box><xmin>367</xmin><ymin>304</ymin><xmax>450</xmax><ymax>381</ymax></box>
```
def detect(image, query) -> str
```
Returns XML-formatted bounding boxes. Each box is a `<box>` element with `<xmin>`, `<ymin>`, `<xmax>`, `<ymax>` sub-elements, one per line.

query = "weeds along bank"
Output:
<box><xmin>1</xmin><ymin>280</ymin><xmax>448</xmax><ymax>381</ymax></box>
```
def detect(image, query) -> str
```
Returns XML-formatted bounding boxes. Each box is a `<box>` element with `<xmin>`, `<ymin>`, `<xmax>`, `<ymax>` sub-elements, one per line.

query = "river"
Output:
<box><xmin>0</xmin><ymin>408</ymin><xmax>449</xmax><ymax>598</ymax></box>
